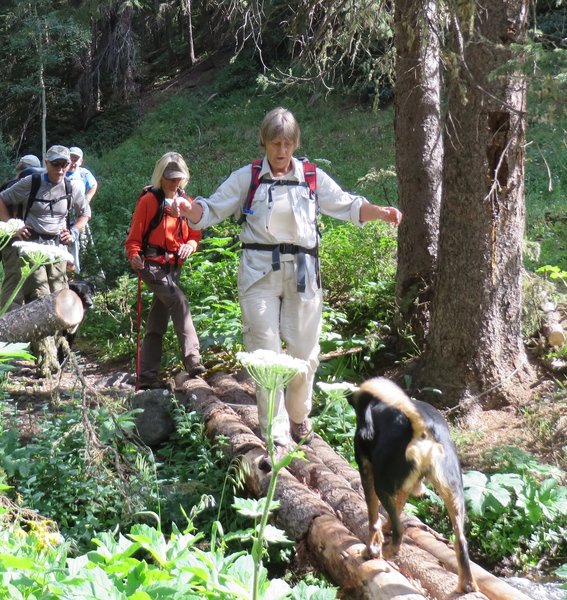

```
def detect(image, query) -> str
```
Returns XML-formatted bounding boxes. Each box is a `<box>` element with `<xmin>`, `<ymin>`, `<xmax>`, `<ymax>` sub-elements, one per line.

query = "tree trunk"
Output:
<box><xmin>185</xmin><ymin>0</ymin><xmax>197</xmax><ymax>65</ymax></box>
<box><xmin>394</xmin><ymin>0</ymin><xmax>443</xmax><ymax>345</ymax></box>
<box><xmin>0</xmin><ymin>289</ymin><xmax>84</xmax><ymax>342</ymax></box>
<box><xmin>418</xmin><ymin>0</ymin><xmax>534</xmax><ymax>408</ymax></box>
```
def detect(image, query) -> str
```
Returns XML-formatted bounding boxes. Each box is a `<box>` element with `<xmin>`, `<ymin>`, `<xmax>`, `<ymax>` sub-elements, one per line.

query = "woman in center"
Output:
<box><xmin>177</xmin><ymin>107</ymin><xmax>402</xmax><ymax>464</ymax></box>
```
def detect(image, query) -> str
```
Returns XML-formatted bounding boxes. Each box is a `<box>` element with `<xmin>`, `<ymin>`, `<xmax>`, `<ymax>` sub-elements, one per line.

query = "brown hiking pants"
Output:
<box><xmin>138</xmin><ymin>261</ymin><xmax>201</xmax><ymax>386</ymax></box>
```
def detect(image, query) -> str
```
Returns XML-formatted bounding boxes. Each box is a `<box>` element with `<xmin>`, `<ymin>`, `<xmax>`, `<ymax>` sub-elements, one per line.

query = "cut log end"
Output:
<box><xmin>55</xmin><ymin>289</ymin><xmax>84</xmax><ymax>327</ymax></box>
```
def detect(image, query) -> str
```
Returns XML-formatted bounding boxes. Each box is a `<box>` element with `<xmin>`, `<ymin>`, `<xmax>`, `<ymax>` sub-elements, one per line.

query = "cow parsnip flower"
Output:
<box><xmin>236</xmin><ymin>349</ymin><xmax>308</xmax><ymax>391</ymax></box>
<box><xmin>12</xmin><ymin>241</ymin><xmax>74</xmax><ymax>264</ymax></box>
<box><xmin>0</xmin><ymin>219</ymin><xmax>25</xmax><ymax>237</ymax></box>
<box><xmin>0</xmin><ymin>219</ymin><xmax>26</xmax><ymax>251</ymax></box>
<box><xmin>317</xmin><ymin>381</ymin><xmax>358</xmax><ymax>395</ymax></box>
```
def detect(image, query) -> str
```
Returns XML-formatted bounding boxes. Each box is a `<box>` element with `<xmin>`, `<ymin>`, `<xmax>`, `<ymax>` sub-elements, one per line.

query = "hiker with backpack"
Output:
<box><xmin>175</xmin><ymin>106</ymin><xmax>402</xmax><ymax>466</ymax></box>
<box><xmin>0</xmin><ymin>145</ymin><xmax>89</xmax><ymax>308</ymax></box>
<box><xmin>0</xmin><ymin>145</ymin><xmax>90</xmax><ymax>375</ymax></box>
<box><xmin>66</xmin><ymin>146</ymin><xmax>98</xmax><ymax>273</ymax></box>
<box><xmin>0</xmin><ymin>153</ymin><xmax>43</xmax><ymax>307</ymax></box>
<box><xmin>125</xmin><ymin>151</ymin><xmax>205</xmax><ymax>390</ymax></box>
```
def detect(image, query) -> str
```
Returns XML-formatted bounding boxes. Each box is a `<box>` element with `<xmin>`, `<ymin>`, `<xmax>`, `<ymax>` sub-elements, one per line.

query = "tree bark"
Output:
<box><xmin>418</xmin><ymin>0</ymin><xmax>534</xmax><ymax>408</ymax></box>
<box><xmin>0</xmin><ymin>289</ymin><xmax>84</xmax><ymax>342</ymax></box>
<box><xmin>394</xmin><ymin>0</ymin><xmax>443</xmax><ymax>345</ymax></box>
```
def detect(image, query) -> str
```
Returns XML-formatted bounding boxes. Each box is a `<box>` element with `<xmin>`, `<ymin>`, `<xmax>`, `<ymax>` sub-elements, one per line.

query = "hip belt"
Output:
<box><xmin>144</xmin><ymin>245</ymin><xmax>180</xmax><ymax>265</ymax></box>
<box><xmin>27</xmin><ymin>230</ymin><xmax>61</xmax><ymax>244</ymax></box>
<box><xmin>241</xmin><ymin>242</ymin><xmax>320</xmax><ymax>292</ymax></box>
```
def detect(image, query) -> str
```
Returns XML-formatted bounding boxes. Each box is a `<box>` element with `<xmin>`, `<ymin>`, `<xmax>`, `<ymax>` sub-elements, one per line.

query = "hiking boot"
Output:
<box><xmin>187</xmin><ymin>364</ymin><xmax>206</xmax><ymax>378</ymax></box>
<box><xmin>259</xmin><ymin>442</ymin><xmax>289</xmax><ymax>473</ymax></box>
<box><xmin>290</xmin><ymin>418</ymin><xmax>314</xmax><ymax>444</ymax></box>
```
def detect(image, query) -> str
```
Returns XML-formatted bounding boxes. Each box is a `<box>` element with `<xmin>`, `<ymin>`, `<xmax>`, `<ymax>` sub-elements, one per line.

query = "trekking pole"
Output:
<box><xmin>135</xmin><ymin>272</ymin><xmax>142</xmax><ymax>391</ymax></box>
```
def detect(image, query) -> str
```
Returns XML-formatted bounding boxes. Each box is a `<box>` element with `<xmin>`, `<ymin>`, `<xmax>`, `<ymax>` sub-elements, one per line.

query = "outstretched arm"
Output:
<box><xmin>359</xmin><ymin>201</ymin><xmax>402</xmax><ymax>225</ymax></box>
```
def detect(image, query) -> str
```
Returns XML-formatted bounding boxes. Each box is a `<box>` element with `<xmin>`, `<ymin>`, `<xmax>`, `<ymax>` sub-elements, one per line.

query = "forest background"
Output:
<box><xmin>0</xmin><ymin>0</ymin><xmax>566</xmax><ymax>598</ymax></box>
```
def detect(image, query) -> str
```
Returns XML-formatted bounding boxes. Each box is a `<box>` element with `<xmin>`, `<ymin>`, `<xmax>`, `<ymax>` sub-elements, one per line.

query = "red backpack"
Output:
<box><xmin>238</xmin><ymin>157</ymin><xmax>317</xmax><ymax>224</ymax></box>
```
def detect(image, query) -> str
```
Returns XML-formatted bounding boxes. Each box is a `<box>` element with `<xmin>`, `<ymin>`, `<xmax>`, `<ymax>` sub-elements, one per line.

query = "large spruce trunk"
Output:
<box><xmin>394</xmin><ymin>0</ymin><xmax>443</xmax><ymax>344</ymax></box>
<box><xmin>419</xmin><ymin>0</ymin><xmax>533</xmax><ymax>408</ymax></box>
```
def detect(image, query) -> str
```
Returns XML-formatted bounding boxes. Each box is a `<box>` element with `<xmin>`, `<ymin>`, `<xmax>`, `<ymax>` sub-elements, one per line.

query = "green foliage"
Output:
<box><xmin>0</xmin><ymin>515</ymin><xmax>335</xmax><ymax>599</ymax></box>
<box><xmin>320</xmin><ymin>220</ymin><xmax>398</xmax><ymax>331</ymax></box>
<box><xmin>155</xmin><ymin>405</ymin><xmax>238</xmax><ymax>532</ymax></box>
<box><xmin>0</xmin><ymin>343</ymin><xmax>34</xmax><ymax>375</ymax></box>
<box><xmin>0</xmin><ymin>0</ymin><xmax>90</xmax><ymax>151</ymax></box>
<box><xmin>182</xmin><ymin>236</ymin><xmax>243</xmax><ymax>360</ymax></box>
<box><xmin>463</xmin><ymin>467</ymin><xmax>567</xmax><ymax>568</ymax></box>
<box><xmin>311</xmin><ymin>384</ymin><xmax>357</xmax><ymax>464</ymax></box>
<box><xmin>0</xmin><ymin>397</ymin><xmax>155</xmax><ymax>550</ymax></box>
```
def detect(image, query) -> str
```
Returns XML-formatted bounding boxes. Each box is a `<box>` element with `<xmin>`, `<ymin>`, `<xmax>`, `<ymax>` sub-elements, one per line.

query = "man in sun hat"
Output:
<box><xmin>65</xmin><ymin>146</ymin><xmax>98</xmax><ymax>273</ymax></box>
<box><xmin>0</xmin><ymin>145</ymin><xmax>91</xmax><ymax>373</ymax></box>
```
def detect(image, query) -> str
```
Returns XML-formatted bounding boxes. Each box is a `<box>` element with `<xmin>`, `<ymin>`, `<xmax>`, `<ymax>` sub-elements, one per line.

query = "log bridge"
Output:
<box><xmin>175</xmin><ymin>371</ymin><xmax>530</xmax><ymax>600</ymax></box>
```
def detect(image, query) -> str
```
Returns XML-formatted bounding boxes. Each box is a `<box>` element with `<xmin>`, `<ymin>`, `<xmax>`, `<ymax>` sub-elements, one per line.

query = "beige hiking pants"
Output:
<box><xmin>239</xmin><ymin>260</ymin><xmax>322</xmax><ymax>446</ymax></box>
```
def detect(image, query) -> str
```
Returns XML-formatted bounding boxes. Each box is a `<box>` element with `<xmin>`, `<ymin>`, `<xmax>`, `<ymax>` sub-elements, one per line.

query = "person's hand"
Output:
<box><xmin>177</xmin><ymin>243</ymin><xmax>196</xmax><ymax>260</ymax></box>
<box><xmin>176</xmin><ymin>198</ymin><xmax>203</xmax><ymax>223</ymax></box>
<box><xmin>15</xmin><ymin>225</ymin><xmax>32</xmax><ymax>240</ymax></box>
<box><xmin>60</xmin><ymin>226</ymin><xmax>79</xmax><ymax>244</ymax></box>
<box><xmin>174</xmin><ymin>197</ymin><xmax>191</xmax><ymax>216</ymax></box>
<box><xmin>381</xmin><ymin>206</ymin><xmax>402</xmax><ymax>226</ymax></box>
<box><xmin>130</xmin><ymin>254</ymin><xmax>144</xmax><ymax>271</ymax></box>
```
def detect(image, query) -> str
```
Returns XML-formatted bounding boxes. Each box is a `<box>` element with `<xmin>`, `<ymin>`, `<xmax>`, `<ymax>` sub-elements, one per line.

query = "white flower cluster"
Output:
<box><xmin>12</xmin><ymin>241</ymin><xmax>74</xmax><ymax>264</ymax></box>
<box><xmin>237</xmin><ymin>349</ymin><xmax>307</xmax><ymax>372</ymax></box>
<box><xmin>0</xmin><ymin>219</ymin><xmax>25</xmax><ymax>238</ymax></box>
<box><xmin>317</xmin><ymin>381</ymin><xmax>359</xmax><ymax>395</ymax></box>
<box><xmin>237</xmin><ymin>349</ymin><xmax>308</xmax><ymax>391</ymax></box>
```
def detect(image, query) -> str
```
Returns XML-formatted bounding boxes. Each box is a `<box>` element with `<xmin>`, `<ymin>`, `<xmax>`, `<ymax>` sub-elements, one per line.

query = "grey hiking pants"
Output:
<box><xmin>138</xmin><ymin>261</ymin><xmax>201</xmax><ymax>386</ymax></box>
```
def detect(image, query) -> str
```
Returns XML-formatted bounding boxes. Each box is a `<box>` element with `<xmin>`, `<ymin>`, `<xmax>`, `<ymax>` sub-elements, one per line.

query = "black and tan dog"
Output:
<box><xmin>349</xmin><ymin>377</ymin><xmax>478</xmax><ymax>593</ymax></box>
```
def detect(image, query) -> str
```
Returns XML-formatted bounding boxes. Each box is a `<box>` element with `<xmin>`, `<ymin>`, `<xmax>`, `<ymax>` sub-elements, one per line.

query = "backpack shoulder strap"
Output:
<box><xmin>23</xmin><ymin>173</ymin><xmax>43</xmax><ymax>221</ymax></box>
<box><xmin>142</xmin><ymin>186</ymin><xmax>166</xmax><ymax>247</ymax></box>
<box><xmin>238</xmin><ymin>159</ymin><xmax>263</xmax><ymax>225</ymax></box>
<box><xmin>301</xmin><ymin>159</ymin><xmax>317</xmax><ymax>196</ymax></box>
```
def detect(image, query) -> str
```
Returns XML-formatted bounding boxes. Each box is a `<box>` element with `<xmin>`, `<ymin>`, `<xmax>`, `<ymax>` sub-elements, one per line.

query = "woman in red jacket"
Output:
<box><xmin>125</xmin><ymin>152</ymin><xmax>205</xmax><ymax>388</ymax></box>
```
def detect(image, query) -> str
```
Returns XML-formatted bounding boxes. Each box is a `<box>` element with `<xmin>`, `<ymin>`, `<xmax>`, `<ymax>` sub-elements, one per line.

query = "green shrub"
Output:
<box><xmin>0</xmin><ymin>397</ymin><xmax>155</xmax><ymax>550</ymax></box>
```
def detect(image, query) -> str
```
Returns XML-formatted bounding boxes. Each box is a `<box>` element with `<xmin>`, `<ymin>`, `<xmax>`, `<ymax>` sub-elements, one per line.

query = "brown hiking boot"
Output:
<box><xmin>290</xmin><ymin>418</ymin><xmax>314</xmax><ymax>444</ymax></box>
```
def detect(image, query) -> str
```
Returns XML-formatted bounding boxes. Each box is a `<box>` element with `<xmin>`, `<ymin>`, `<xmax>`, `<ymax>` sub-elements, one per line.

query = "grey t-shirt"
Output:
<box><xmin>0</xmin><ymin>173</ymin><xmax>90</xmax><ymax>236</ymax></box>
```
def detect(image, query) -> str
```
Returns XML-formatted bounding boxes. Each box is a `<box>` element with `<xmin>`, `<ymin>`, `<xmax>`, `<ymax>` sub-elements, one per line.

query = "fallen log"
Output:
<box><xmin>178</xmin><ymin>376</ymin><xmax>427</xmax><ymax>598</ymax></box>
<box><xmin>180</xmin><ymin>375</ymin><xmax>531</xmax><ymax>599</ymax></box>
<box><xmin>0</xmin><ymin>288</ymin><xmax>84</xmax><ymax>342</ymax></box>
<box><xmin>541</xmin><ymin>300</ymin><xmax>565</xmax><ymax>347</ymax></box>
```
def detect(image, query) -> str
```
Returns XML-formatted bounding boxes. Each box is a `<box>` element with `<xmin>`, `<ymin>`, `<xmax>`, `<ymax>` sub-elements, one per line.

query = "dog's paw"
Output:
<box><xmin>383</xmin><ymin>541</ymin><xmax>401</xmax><ymax>559</ymax></box>
<box><xmin>457</xmin><ymin>578</ymin><xmax>480</xmax><ymax>594</ymax></box>
<box><xmin>366</xmin><ymin>543</ymin><xmax>383</xmax><ymax>560</ymax></box>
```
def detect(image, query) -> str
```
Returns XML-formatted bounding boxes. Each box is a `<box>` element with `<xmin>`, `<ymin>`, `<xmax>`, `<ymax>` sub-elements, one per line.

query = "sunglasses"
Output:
<box><xmin>49</xmin><ymin>160</ymin><xmax>69</xmax><ymax>169</ymax></box>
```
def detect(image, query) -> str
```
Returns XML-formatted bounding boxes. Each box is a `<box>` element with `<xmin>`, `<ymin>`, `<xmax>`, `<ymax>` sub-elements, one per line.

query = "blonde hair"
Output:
<box><xmin>259</xmin><ymin>107</ymin><xmax>300</xmax><ymax>149</ymax></box>
<box><xmin>151</xmin><ymin>152</ymin><xmax>190</xmax><ymax>189</ymax></box>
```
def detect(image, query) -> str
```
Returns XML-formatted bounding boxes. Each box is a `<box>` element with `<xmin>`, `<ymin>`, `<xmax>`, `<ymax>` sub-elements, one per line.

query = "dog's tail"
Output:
<box><xmin>359</xmin><ymin>378</ymin><xmax>443</xmax><ymax>471</ymax></box>
<box><xmin>359</xmin><ymin>378</ymin><xmax>427</xmax><ymax>437</ymax></box>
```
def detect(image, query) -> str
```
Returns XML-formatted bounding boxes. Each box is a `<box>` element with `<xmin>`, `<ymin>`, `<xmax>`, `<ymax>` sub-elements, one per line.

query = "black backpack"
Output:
<box><xmin>0</xmin><ymin>171</ymin><xmax>72</xmax><ymax>221</ymax></box>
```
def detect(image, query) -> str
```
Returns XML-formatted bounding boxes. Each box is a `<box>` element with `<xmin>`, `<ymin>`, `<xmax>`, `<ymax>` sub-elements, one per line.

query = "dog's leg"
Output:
<box><xmin>379</xmin><ymin>492</ymin><xmax>404</xmax><ymax>555</ymax></box>
<box><xmin>360</xmin><ymin>458</ymin><xmax>384</xmax><ymax>558</ymax></box>
<box><xmin>431</xmin><ymin>471</ymin><xmax>478</xmax><ymax>593</ymax></box>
